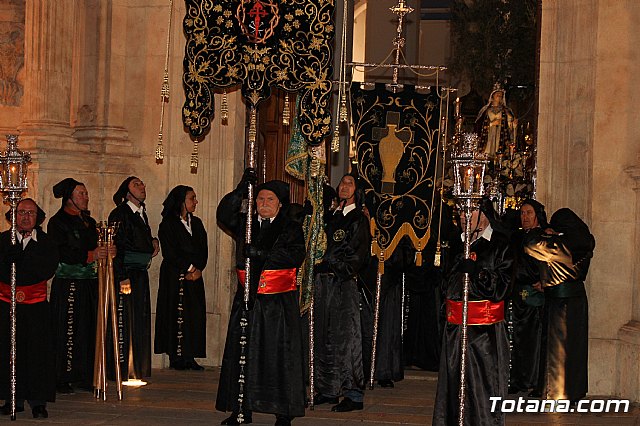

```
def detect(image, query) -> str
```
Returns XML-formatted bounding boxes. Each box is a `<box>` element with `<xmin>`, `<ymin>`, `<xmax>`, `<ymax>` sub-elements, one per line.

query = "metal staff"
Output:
<box><xmin>236</xmin><ymin>104</ymin><xmax>258</xmax><ymax>424</ymax></box>
<box><xmin>93</xmin><ymin>222</ymin><xmax>122</xmax><ymax>400</ymax></box>
<box><xmin>450</xmin><ymin>132</ymin><xmax>489</xmax><ymax>426</ymax></box>
<box><xmin>369</xmin><ymin>257</ymin><xmax>384</xmax><ymax>389</ymax></box>
<box><xmin>0</xmin><ymin>135</ymin><xmax>30</xmax><ymax>421</ymax></box>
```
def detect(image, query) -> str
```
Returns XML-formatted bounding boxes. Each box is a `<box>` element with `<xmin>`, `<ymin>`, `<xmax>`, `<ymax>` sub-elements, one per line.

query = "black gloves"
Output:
<box><xmin>459</xmin><ymin>258</ymin><xmax>476</xmax><ymax>275</ymax></box>
<box><xmin>314</xmin><ymin>262</ymin><xmax>330</xmax><ymax>275</ymax></box>
<box><xmin>239</xmin><ymin>167</ymin><xmax>257</xmax><ymax>186</ymax></box>
<box><xmin>303</xmin><ymin>199</ymin><xmax>313</xmax><ymax>216</ymax></box>
<box><xmin>243</xmin><ymin>243</ymin><xmax>266</xmax><ymax>261</ymax></box>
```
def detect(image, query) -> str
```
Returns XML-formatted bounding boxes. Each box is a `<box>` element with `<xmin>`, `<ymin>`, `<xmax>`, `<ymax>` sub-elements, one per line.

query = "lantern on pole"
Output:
<box><xmin>0</xmin><ymin>134</ymin><xmax>31</xmax><ymax>420</ymax></box>
<box><xmin>449</xmin><ymin>132</ymin><xmax>488</xmax><ymax>426</ymax></box>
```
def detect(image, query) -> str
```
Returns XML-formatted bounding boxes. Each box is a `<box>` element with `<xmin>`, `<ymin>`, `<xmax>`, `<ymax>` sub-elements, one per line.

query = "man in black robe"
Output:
<box><xmin>48</xmin><ymin>178</ymin><xmax>109</xmax><ymax>394</ymax></box>
<box><xmin>108</xmin><ymin>176</ymin><xmax>159</xmax><ymax>380</ymax></box>
<box><xmin>433</xmin><ymin>207</ymin><xmax>513</xmax><ymax>426</ymax></box>
<box><xmin>508</xmin><ymin>199</ymin><xmax>547</xmax><ymax>396</ymax></box>
<box><xmin>216</xmin><ymin>172</ymin><xmax>306</xmax><ymax>426</ymax></box>
<box><xmin>0</xmin><ymin>199</ymin><xmax>59</xmax><ymax>419</ymax></box>
<box><xmin>154</xmin><ymin>185</ymin><xmax>208</xmax><ymax>370</ymax></box>
<box><xmin>524</xmin><ymin>208</ymin><xmax>594</xmax><ymax>403</ymax></box>
<box><xmin>313</xmin><ymin>174</ymin><xmax>370</xmax><ymax>412</ymax></box>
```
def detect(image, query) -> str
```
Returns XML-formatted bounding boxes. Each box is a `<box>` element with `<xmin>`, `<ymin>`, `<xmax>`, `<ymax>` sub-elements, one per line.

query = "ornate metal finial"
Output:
<box><xmin>389</xmin><ymin>0</ymin><xmax>414</xmax><ymax>86</ymax></box>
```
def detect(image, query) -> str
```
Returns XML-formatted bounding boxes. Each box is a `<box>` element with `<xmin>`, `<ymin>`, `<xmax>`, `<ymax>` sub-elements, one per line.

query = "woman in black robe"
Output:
<box><xmin>108</xmin><ymin>176</ymin><xmax>159</xmax><ymax>380</ymax></box>
<box><xmin>433</xmin><ymin>209</ymin><xmax>513</xmax><ymax>426</ymax></box>
<box><xmin>48</xmin><ymin>178</ymin><xmax>102</xmax><ymax>394</ymax></box>
<box><xmin>508</xmin><ymin>199</ymin><xmax>547</xmax><ymax>396</ymax></box>
<box><xmin>314</xmin><ymin>175</ymin><xmax>371</xmax><ymax>411</ymax></box>
<box><xmin>524</xmin><ymin>208</ymin><xmax>595</xmax><ymax>402</ymax></box>
<box><xmin>154</xmin><ymin>185</ymin><xmax>208</xmax><ymax>370</ymax></box>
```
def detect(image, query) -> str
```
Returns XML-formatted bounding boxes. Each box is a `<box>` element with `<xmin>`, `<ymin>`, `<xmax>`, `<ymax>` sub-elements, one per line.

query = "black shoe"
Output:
<box><xmin>221</xmin><ymin>412</ymin><xmax>252</xmax><ymax>425</ymax></box>
<box><xmin>331</xmin><ymin>397</ymin><xmax>363</xmax><ymax>412</ymax></box>
<box><xmin>378</xmin><ymin>379</ymin><xmax>394</xmax><ymax>388</ymax></box>
<box><xmin>57</xmin><ymin>382</ymin><xmax>74</xmax><ymax>394</ymax></box>
<box><xmin>508</xmin><ymin>385</ymin><xmax>521</xmax><ymax>395</ymax></box>
<box><xmin>528</xmin><ymin>389</ymin><xmax>542</xmax><ymax>398</ymax></box>
<box><xmin>32</xmin><ymin>405</ymin><xmax>48</xmax><ymax>419</ymax></box>
<box><xmin>313</xmin><ymin>394</ymin><xmax>339</xmax><ymax>405</ymax></box>
<box><xmin>274</xmin><ymin>415</ymin><xmax>291</xmax><ymax>426</ymax></box>
<box><xmin>189</xmin><ymin>360</ymin><xmax>205</xmax><ymax>371</ymax></box>
<box><xmin>1</xmin><ymin>403</ymin><xmax>24</xmax><ymax>415</ymax></box>
<box><xmin>170</xmin><ymin>359</ymin><xmax>186</xmax><ymax>370</ymax></box>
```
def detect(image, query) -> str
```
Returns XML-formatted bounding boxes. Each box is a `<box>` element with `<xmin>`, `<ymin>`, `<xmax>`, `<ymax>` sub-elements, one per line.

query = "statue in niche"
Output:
<box><xmin>474</xmin><ymin>82</ymin><xmax>517</xmax><ymax>158</ymax></box>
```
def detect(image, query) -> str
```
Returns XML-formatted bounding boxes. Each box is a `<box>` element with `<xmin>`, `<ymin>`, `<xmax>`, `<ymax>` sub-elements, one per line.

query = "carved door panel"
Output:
<box><xmin>257</xmin><ymin>89</ymin><xmax>306</xmax><ymax>204</ymax></box>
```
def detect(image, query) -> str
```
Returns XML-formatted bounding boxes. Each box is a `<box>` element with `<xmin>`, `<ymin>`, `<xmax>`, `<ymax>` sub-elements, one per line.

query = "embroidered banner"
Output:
<box><xmin>182</xmin><ymin>0</ymin><xmax>334</xmax><ymax>146</ymax></box>
<box><xmin>352</xmin><ymin>83</ymin><xmax>441</xmax><ymax>256</ymax></box>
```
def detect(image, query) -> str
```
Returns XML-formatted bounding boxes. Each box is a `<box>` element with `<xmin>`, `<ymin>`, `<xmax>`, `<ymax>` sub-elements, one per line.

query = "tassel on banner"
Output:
<box><xmin>331</xmin><ymin>125</ymin><xmax>340</xmax><ymax>153</ymax></box>
<box><xmin>155</xmin><ymin>132</ymin><xmax>164</xmax><ymax>161</ymax></box>
<box><xmin>434</xmin><ymin>242</ymin><xmax>441</xmax><ymax>267</ymax></box>
<box><xmin>190</xmin><ymin>141</ymin><xmax>199</xmax><ymax>171</ymax></box>
<box><xmin>282</xmin><ymin>94</ymin><xmax>290</xmax><ymax>126</ymax></box>
<box><xmin>221</xmin><ymin>90</ymin><xmax>229</xmax><ymax>124</ymax></box>
<box><xmin>339</xmin><ymin>92</ymin><xmax>348</xmax><ymax>122</ymax></box>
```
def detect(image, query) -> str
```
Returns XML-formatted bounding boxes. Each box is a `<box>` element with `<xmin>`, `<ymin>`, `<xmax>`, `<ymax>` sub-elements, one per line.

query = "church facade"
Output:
<box><xmin>0</xmin><ymin>0</ymin><xmax>638</xmax><ymax>402</ymax></box>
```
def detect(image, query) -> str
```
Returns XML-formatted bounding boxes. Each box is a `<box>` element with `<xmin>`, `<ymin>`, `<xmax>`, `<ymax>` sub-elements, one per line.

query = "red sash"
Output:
<box><xmin>236</xmin><ymin>268</ymin><xmax>297</xmax><ymax>294</ymax></box>
<box><xmin>0</xmin><ymin>281</ymin><xmax>48</xmax><ymax>304</ymax></box>
<box><xmin>446</xmin><ymin>299</ymin><xmax>504</xmax><ymax>325</ymax></box>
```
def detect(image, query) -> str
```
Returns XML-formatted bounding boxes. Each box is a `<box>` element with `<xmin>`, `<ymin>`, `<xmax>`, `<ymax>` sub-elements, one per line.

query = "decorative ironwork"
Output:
<box><xmin>182</xmin><ymin>0</ymin><xmax>335</xmax><ymax>146</ymax></box>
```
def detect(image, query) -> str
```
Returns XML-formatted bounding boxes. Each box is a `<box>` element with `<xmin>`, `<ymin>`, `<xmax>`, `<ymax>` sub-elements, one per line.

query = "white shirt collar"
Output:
<box><xmin>336</xmin><ymin>203</ymin><xmax>356</xmax><ymax>216</ymax></box>
<box><xmin>17</xmin><ymin>228</ymin><xmax>37</xmax><ymax>246</ymax></box>
<box><xmin>258</xmin><ymin>215</ymin><xmax>273</xmax><ymax>224</ymax></box>
<box><xmin>127</xmin><ymin>200</ymin><xmax>144</xmax><ymax>214</ymax></box>
<box><xmin>460</xmin><ymin>224</ymin><xmax>493</xmax><ymax>243</ymax></box>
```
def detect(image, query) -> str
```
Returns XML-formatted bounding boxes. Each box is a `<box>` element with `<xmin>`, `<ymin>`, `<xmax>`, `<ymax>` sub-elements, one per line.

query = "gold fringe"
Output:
<box><xmin>370</xmin><ymin>220</ymin><xmax>429</xmax><ymax>268</ymax></box>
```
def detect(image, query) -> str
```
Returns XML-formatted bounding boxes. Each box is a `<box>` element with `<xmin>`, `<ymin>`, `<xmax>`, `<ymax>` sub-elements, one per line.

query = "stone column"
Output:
<box><xmin>19</xmin><ymin>0</ymin><xmax>77</xmax><ymax>147</ymax></box>
<box><xmin>617</xmin><ymin>163</ymin><xmax>640</xmax><ymax>402</ymax></box>
<box><xmin>71</xmin><ymin>0</ymin><xmax>130</xmax><ymax>154</ymax></box>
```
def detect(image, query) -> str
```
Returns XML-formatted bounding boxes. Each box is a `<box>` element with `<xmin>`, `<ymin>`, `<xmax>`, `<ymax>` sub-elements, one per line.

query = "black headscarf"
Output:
<box><xmin>113</xmin><ymin>176</ymin><xmax>138</xmax><ymax>206</ymax></box>
<box><xmin>521</xmin><ymin>198</ymin><xmax>548</xmax><ymax>228</ymax></box>
<box><xmin>161</xmin><ymin>185</ymin><xmax>194</xmax><ymax>218</ymax></box>
<box><xmin>53</xmin><ymin>178</ymin><xmax>83</xmax><ymax>206</ymax></box>
<box><xmin>5</xmin><ymin>198</ymin><xmax>46</xmax><ymax>228</ymax></box>
<box><xmin>255</xmin><ymin>180</ymin><xmax>290</xmax><ymax>205</ymax></box>
<box><xmin>549</xmin><ymin>208</ymin><xmax>595</xmax><ymax>259</ymax></box>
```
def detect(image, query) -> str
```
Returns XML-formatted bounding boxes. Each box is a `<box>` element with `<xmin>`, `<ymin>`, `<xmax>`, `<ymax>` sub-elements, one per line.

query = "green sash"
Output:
<box><xmin>545</xmin><ymin>280</ymin><xmax>585</xmax><ymax>298</ymax></box>
<box><xmin>56</xmin><ymin>262</ymin><xmax>97</xmax><ymax>280</ymax></box>
<box><xmin>124</xmin><ymin>251</ymin><xmax>153</xmax><ymax>270</ymax></box>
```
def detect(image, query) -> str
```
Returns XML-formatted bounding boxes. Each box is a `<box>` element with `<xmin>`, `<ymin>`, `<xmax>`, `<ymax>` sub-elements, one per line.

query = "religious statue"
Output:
<box><xmin>474</xmin><ymin>83</ymin><xmax>518</xmax><ymax>158</ymax></box>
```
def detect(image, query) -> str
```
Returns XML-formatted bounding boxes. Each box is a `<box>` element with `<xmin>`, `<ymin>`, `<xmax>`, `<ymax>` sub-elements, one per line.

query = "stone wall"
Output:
<box><xmin>538</xmin><ymin>0</ymin><xmax>640</xmax><ymax>400</ymax></box>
